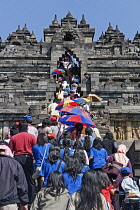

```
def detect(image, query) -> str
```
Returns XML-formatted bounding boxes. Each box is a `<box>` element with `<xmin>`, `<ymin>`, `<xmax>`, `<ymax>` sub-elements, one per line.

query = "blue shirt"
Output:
<box><xmin>63</xmin><ymin>172</ymin><xmax>83</xmax><ymax>195</ymax></box>
<box><xmin>40</xmin><ymin>159</ymin><xmax>65</xmax><ymax>187</ymax></box>
<box><xmin>32</xmin><ymin>143</ymin><xmax>52</xmax><ymax>168</ymax></box>
<box><xmin>60</xmin><ymin>148</ymin><xmax>75</xmax><ymax>159</ymax></box>
<box><xmin>59</xmin><ymin>139</ymin><xmax>75</xmax><ymax>146</ymax></box>
<box><xmin>81</xmin><ymin>165</ymin><xmax>90</xmax><ymax>174</ymax></box>
<box><xmin>89</xmin><ymin>148</ymin><xmax>108</xmax><ymax>169</ymax></box>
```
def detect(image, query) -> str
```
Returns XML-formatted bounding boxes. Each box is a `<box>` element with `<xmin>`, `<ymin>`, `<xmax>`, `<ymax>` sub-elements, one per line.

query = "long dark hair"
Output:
<box><xmin>74</xmin><ymin>141</ymin><xmax>83</xmax><ymax>150</ymax></box>
<box><xmin>48</xmin><ymin>146</ymin><xmax>60</xmax><ymax>164</ymax></box>
<box><xmin>65</xmin><ymin>156</ymin><xmax>82</xmax><ymax>180</ymax></box>
<box><xmin>96</xmin><ymin>170</ymin><xmax>111</xmax><ymax>191</ymax></box>
<box><xmin>37</xmin><ymin>133</ymin><xmax>48</xmax><ymax>146</ymax></box>
<box><xmin>62</xmin><ymin>138</ymin><xmax>72</xmax><ymax>161</ymax></box>
<box><xmin>93</xmin><ymin>137</ymin><xmax>102</xmax><ymax>150</ymax></box>
<box><xmin>75</xmin><ymin>123</ymin><xmax>83</xmax><ymax>140</ymax></box>
<box><xmin>74</xmin><ymin>149</ymin><xmax>86</xmax><ymax>165</ymax></box>
<box><xmin>42</xmin><ymin>118</ymin><xmax>51</xmax><ymax>128</ymax></box>
<box><xmin>59</xmin><ymin>130</ymin><xmax>71</xmax><ymax>143</ymax></box>
<box><xmin>84</xmin><ymin>127</ymin><xmax>93</xmax><ymax>152</ymax></box>
<box><xmin>75</xmin><ymin>170</ymin><xmax>103</xmax><ymax>210</ymax></box>
<box><xmin>45</xmin><ymin>171</ymin><xmax>66</xmax><ymax>197</ymax></box>
<box><xmin>103</xmin><ymin>131</ymin><xmax>114</xmax><ymax>140</ymax></box>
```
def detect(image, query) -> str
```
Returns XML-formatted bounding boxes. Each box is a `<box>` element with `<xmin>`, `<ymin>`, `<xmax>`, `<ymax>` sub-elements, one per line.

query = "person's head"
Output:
<box><xmin>48</xmin><ymin>133</ymin><xmax>56</xmax><ymax>143</ymax></box>
<box><xmin>75</xmin><ymin>123</ymin><xmax>83</xmax><ymax>132</ymax></box>
<box><xmin>74</xmin><ymin>141</ymin><xmax>82</xmax><ymax>150</ymax></box>
<box><xmin>53</xmin><ymin>99</ymin><xmax>57</xmax><ymax>103</ymax></box>
<box><xmin>117</xmin><ymin>144</ymin><xmax>127</xmax><ymax>154</ymax></box>
<box><xmin>59</xmin><ymin>130</ymin><xmax>71</xmax><ymax>141</ymax></box>
<box><xmin>24</xmin><ymin>115</ymin><xmax>32</xmax><ymax>124</ymax></box>
<box><xmin>63</xmin><ymin>138</ymin><xmax>72</xmax><ymax>148</ymax></box>
<box><xmin>74</xmin><ymin>149</ymin><xmax>86</xmax><ymax>165</ymax></box>
<box><xmin>75</xmin><ymin>170</ymin><xmax>103</xmax><ymax>210</ymax></box>
<box><xmin>48</xmin><ymin>145</ymin><xmax>60</xmax><ymax>163</ymax></box>
<box><xmin>19</xmin><ymin>121</ymin><xmax>28</xmax><ymax>132</ymax></box>
<box><xmin>85</xmin><ymin>127</ymin><xmax>93</xmax><ymax>136</ymax></box>
<box><xmin>84</xmin><ymin>73</ymin><xmax>89</xmax><ymax>78</ymax></box>
<box><xmin>47</xmin><ymin>171</ymin><xmax>66</xmax><ymax>196</ymax></box>
<box><xmin>104</xmin><ymin>131</ymin><xmax>114</xmax><ymax>140</ymax></box>
<box><xmin>120</xmin><ymin>167</ymin><xmax>131</xmax><ymax>177</ymax></box>
<box><xmin>10</xmin><ymin>128</ymin><xmax>19</xmax><ymax>137</ymax></box>
<box><xmin>0</xmin><ymin>144</ymin><xmax>13</xmax><ymax>157</ymax></box>
<box><xmin>93</xmin><ymin>137</ymin><xmax>102</xmax><ymax>150</ymax></box>
<box><xmin>65</xmin><ymin>156</ymin><xmax>82</xmax><ymax>180</ymax></box>
<box><xmin>96</xmin><ymin>170</ymin><xmax>111</xmax><ymax>190</ymax></box>
<box><xmin>42</xmin><ymin>118</ymin><xmax>51</xmax><ymax>128</ymax></box>
<box><xmin>37</xmin><ymin>133</ymin><xmax>48</xmax><ymax>146</ymax></box>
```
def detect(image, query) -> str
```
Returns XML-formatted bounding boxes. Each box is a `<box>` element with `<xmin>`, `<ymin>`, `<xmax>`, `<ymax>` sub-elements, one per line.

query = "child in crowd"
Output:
<box><xmin>74</xmin><ymin>141</ymin><xmax>89</xmax><ymax>165</ymax></box>
<box><xmin>74</xmin><ymin>149</ymin><xmax>90</xmax><ymax>173</ymax></box>
<box><xmin>63</xmin><ymin>156</ymin><xmax>83</xmax><ymax>195</ymax></box>
<box><xmin>97</xmin><ymin>171</ymin><xmax>115</xmax><ymax>210</ymax></box>
<box><xmin>39</xmin><ymin>145</ymin><xmax>65</xmax><ymax>187</ymax></box>
<box><xmin>119</xmin><ymin>167</ymin><xmax>140</xmax><ymax>210</ymax></box>
<box><xmin>31</xmin><ymin>171</ymin><xmax>69</xmax><ymax>210</ymax></box>
<box><xmin>89</xmin><ymin>137</ymin><xmax>108</xmax><ymax>170</ymax></box>
<box><xmin>60</xmin><ymin>138</ymin><xmax>75</xmax><ymax>160</ymax></box>
<box><xmin>80</xmin><ymin>127</ymin><xmax>96</xmax><ymax>156</ymax></box>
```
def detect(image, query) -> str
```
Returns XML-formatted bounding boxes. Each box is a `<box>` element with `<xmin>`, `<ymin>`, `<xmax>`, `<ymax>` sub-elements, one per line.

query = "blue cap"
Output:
<box><xmin>24</xmin><ymin>116</ymin><xmax>32</xmax><ymax>120</ymax></box>
<box><xmin>120</xmin><ymin>167</ymin><xmax>131</xmax><ymax>174</ymax></box>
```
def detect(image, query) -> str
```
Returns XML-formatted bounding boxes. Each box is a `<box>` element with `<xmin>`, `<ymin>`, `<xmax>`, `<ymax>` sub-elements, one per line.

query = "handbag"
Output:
<box><xmin>32</xmin><ymin>144</ymin><xmax>48</xmax><ymax>180</ymax></box>
<box><xmin>102</xmin><ymin>161</ymin><xmax>123</xmax><ymax>179</ymax></box>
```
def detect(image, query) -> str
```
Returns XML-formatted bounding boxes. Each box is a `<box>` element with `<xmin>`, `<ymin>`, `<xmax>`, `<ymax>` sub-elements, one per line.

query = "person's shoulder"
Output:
<box><xmin>11</xmin><ymin>132</ymin><xmax>20</xmax><ymax>139</ymax></box>
<box><xmin>101</xmin><ymin>148</ymin><xmax>107</xmax><ymax>151</ymax></box>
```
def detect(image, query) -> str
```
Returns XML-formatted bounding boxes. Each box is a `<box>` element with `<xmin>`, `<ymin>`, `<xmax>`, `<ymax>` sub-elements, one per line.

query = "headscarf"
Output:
<box><xmin>0</xmin><ymin>145</ymin><xmax>13</xmax><ymax>157</ymax></box>
<box><xmin>114</xmin><ymin>144</ymin><xmax>129</xmax><ymax>167</ymax></box>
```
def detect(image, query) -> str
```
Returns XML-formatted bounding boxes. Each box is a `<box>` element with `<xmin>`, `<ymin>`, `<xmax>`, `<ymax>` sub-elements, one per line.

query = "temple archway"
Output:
<box><xmin>57</xmin><ymin>50</ymin><xmax>81</xmax><ymax>83</ymax></box>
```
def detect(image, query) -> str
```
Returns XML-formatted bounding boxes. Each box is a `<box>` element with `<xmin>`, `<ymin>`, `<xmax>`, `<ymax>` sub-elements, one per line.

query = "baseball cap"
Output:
<box><xmin>48</xmin><ymin>133</ymin><xmax>56</xmax><ymax>138</ymax></box>
<box><xmin>50</xmin><ymin>116</ymin><xmax>57</xmax><ymax>121</ymax></box>
<box><xmin>24</xmin><ymin>116</ymin><xmax>32</xmax><ymax>120</ymax></box>
<box><xmin>120</xmin><ymin>167</ymin><xmax>131</xmax><ymax>174</ymax></box>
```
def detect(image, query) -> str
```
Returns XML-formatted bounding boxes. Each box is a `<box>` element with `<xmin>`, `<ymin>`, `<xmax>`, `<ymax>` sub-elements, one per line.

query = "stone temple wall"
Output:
<box><xmin>0</xmin><ymin>12</ymin><xmax>140</xmax><ymax>141</ymax></box>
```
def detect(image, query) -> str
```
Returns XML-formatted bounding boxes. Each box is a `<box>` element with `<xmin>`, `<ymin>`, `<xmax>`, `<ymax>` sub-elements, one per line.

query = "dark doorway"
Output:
<box><xmin>64</xmin><ymin>32</ymin><xmax>74</xmax><ymax>41</ymax></box>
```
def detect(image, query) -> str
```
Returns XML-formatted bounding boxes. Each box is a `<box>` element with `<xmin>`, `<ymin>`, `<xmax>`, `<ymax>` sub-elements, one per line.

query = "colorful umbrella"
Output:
<box><xmin>73</xmin><ymin>98</ymin><xmax>90</xmax><ymax>104</ymax></box>
<box><xmin>56</xmin><ymin>100</ymin><xmax>80</xmax><ymax>110</ymax></box>
<box><xmin>52</xmin><ymin>69</ymin><xmax>65</xmax><ymax>75</ymax></box>
<box><xmin>59</xmin><ymin>115</ymin><xmax>96</xmax><ymax>127</ymax></box>
<box><xmin>65</xmin><ymin>125</ymin><xmax>75</xmax><ymax>133</ymax></box>
<box><xmin>60</xmin><ymin>106</ymin><xmax>90</xmax><ymax>118</ymax></box>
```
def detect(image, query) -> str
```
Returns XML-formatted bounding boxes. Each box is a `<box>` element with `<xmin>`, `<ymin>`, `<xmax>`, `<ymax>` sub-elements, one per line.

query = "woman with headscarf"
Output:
<box><xmin>107</xmin><ymin>144</ymin><xmax>132</xmax><ymax>171</ymax></box>
<box><xmin>107</xmin><ymin>144</ymin><xmax>133</xmax><ymax>210</ymax></box>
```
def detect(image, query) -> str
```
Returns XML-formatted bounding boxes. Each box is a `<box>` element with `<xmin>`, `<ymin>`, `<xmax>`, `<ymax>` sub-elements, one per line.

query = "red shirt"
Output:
<box><xmin>9</xmin><ymin>132</ymin><xmax>36</xmax><ymax>156</ymax></box>
<box><xmin>101</xmin><ymin>185</ymin><xmax>114</xmax><ymax>203</ymax></box>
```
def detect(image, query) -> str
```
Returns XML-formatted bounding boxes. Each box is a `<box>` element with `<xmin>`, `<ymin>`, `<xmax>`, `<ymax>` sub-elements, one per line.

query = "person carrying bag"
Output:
<box><xmin>32</xmin><ymin>144</ymin><xmax>48</xmax><ymax>180</ymax></box>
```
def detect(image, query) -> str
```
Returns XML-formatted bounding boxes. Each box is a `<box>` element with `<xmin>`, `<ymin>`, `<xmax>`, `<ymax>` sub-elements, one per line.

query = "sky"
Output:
<box><xmin>0</xmin><ymin>0</ymin><xmax>140</xmax><ymax>42</ymax></box>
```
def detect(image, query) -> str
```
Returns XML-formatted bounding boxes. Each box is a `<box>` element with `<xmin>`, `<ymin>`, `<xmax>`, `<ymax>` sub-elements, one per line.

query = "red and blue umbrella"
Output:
<box><xmin>60</xmin><ymin>106</ymin><xmax>90</xmax><ymax>118</ymax></box>
<box><xmin>59</xmin><ymin>115</ymin><xmax>96</xmax><ymax>127</ymax></box>
<box><xmin>55</xmin><ymin>100</ymin><xmax>80</xmax><ymax>111</ymax></box>
<box><xmin>52</xmin><ymin>69</ymin><xmax>65</xmax><ymax>75</ymax></box>
<box><xmin>65</xmin><ymin>125</ymin><xmax>76</xmax><ymax>133</ymax></box>
<box><xmin>73</xmin><ymin>98</ymin><xmax>90</xmax><ymax>104</ymax></box>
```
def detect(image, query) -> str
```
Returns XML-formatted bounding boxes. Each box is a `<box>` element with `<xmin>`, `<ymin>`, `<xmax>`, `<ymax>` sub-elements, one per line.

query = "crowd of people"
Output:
<box><xmin>54</xmin><ymin>51</ymin><xmax>91</xmax><ymax>101</ymax></box>
<box><xmin>0</xmin><ymin>112</ymin><xmax>140</xmax><ymax>210</ymax></box>
<box><xmin>0</xmin><ymin>52</ymin><xmax>140</xmax><ymax>210</ymax></box>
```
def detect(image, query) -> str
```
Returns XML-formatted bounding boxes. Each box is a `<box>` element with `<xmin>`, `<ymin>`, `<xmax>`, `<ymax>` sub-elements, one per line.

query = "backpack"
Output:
<box><xmin>102</xmin><ymin>154</ymin><xmax>123</xmax><ymax>179</ymax></box>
